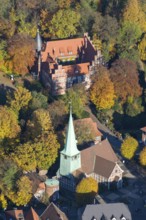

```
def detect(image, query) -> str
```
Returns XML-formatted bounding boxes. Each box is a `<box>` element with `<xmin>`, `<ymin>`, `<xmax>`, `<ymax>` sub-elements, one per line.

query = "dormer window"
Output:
<box><xmin>111</xmin><ymin>215</ymin><xmax>116</xmax><ymax>220</ymax></box>
<box><xmin>121</xmin><ymin>215</ymin><xmax>126</xmax><ymax>220</ymax></box>
<box><xmin>92</xmin><ymin>217</ymin><xmax>96</xmax><ymax>220</ymax></box>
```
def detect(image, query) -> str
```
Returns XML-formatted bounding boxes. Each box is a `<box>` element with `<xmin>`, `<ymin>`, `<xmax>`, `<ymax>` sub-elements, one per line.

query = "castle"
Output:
<box><xmin>36</xmin><ymin>32</ymin><xmax>102</xmax><ymax>95</ymax></box>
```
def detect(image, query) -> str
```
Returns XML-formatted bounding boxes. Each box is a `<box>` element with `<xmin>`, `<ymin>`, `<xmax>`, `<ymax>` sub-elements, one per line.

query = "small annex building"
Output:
<box><xmin>59</xmin><ymin>109</ymin><xmax>124</xmax><ymax>194</ymax></box>
<box><xmin>36</xmin><ymin>32</ymin><xmax>102</xmax><ymax>95</ymax></box>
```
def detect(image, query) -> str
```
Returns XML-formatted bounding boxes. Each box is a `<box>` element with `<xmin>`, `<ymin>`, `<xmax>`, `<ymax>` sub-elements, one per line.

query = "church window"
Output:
<box><xmin>64</xmin><ymin>155</ymin><xmax>67</xmax><ymax>159</ymax></box>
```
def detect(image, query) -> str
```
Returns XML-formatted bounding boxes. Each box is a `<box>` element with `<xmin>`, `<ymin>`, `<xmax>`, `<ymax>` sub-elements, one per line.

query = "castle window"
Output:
<box><xmin>64</xmin><ymin>155</ymin><xmax>67</xmax><ymax>159</ymax></box>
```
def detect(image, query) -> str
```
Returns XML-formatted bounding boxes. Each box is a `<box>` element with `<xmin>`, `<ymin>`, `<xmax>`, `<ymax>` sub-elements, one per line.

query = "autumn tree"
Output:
<box><xmin>74</xmin><ymin>119</ymin><xmax>97</xmax><ymax>145</ymax></box>
<box><xmin>10</xmin><ymin>176</ymin><xmax>32</xmax><ymax>206</ymax></box>
<box><xmin>90</xmin><ymin>70</ymin><xmax>115</xmax><ymax>110</ymax></box>
<box><xmin>110</xmin><ymin>59</ymin><xmax>142</xmax><ymax>103</ymax></box>
<box><xmin>123</xmin><ymin>0</ymin><xmax>146</xmax><ymax>33</ymax></box>
<box><xmin>138</xmin><ymin>34</ymin><xmax>146</xmax><ymax>61</ymax></box>
<box><xmin>76</xmin><ymin>177</ymin><xmax>98</xmax><ymax>206</ymax></box>
<box><xmin>48</xmin><ymin>99</ymin><xmax>67</xmax><ymax>130</ymax></box>
<box><xmin>0</xmin><ymin>193</ymin><xmax>7</xmax><ymax>209</ymax></box>
<box><xmin>7</xmin><ymin>34</ymin><xmax>35</xmax><ymax>75</ymax></box>
<box><xmin>121</xmin><ymin>136</ymin><xmax>138</xmax><ymax>160</ymax></box>
<box><xmin>139</xmin><ymin>147</ymin><xmax>146</xmax><ymax>166</ymax></box>
<box><xmin>13</xmin><ymin>143</ymin><xmax>37</xmax><ymax>171</ymax></box>
<box><xmin>7</xmin><ymin>86</ymin><xmax>32</xmax><ymax>113</ymax></box>
<box><xmin>0</xmin><ymin>106</ymin><xmax>20</xmax><ymax>140</ymax></box>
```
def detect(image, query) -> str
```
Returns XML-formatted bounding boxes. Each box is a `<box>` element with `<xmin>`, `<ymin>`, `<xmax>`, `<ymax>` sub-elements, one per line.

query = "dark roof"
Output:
<box><xmin>81</xmin><ymin>139</ymin><xmax>118</xmax><ymax>174</ymax></box>
<box><xmin>40</xmin><ymin>202</ymin><xmax>68</xmax><ymax>220</ymax></box>
<box><xmin>94</xmin><ymin>155</ymin><xmax>116</xmax><ymax>178</ymax></box>
<box><xmin>80</xmin><ymin>203</ymin><xmax>132</xmax><ymax>220</ymax></box>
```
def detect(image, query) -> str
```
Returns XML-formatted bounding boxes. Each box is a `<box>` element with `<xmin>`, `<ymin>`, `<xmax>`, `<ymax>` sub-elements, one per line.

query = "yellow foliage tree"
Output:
<box><xmin>123</xmin><ymin>0</ymin><xmax>146</xmax><ymax>33</ymax></box>
<box><xmin>9</xmin><ymin>176</ymin><xmax>32</xmax><ymax>206</ymax></box>
<box><xmin>0</xmin><ymin>106</ymin><xmax>20</xmax><ymax>139</ymax></box>
<box><xmin>90</xmin><ymin>72</ymin><xmax>115</xmax><ymax>110</ymax></box>
<box><xmin>121</xmin><ymin>136</ymin><xmax>138</xmax><ymax>160</ymax></box>
<box><xmin>76</xmin><ymin>177</ymin><xmax>98</xmax><ymax>206</ymax></box>
<box><xmin>139</xmin><ymin>147</ymin><xmax>146</xmax><ymax>166</ymax></box>
<box><xmin>0</xmin><ymin>193</ymin><xmax>7</xmax><ymax>209</ymax></box>
<box><xmin>8</xmin><ymin>86</ymin><xmax>32</xmax><ymax>113</ymax></box>
<box><xmin>13</xmin><ymin>142</ymin><xmax>37</xmax><ymax>171</ymax></box>
<box><xmin>138</xmin><ymin>34</ymin><xmax>146</xmax><ymax>61</ymax></box>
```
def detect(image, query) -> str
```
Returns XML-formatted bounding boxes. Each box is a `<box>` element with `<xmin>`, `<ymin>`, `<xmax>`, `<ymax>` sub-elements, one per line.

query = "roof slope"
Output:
<box><xmin>40</xmin><ymin>202</ymin><xmax>68</xmax><ymax>220</ymax></box>
<box><xmin>81</xmin><ymin>139</ymin><xmax>118</xmax><ymax>174</ymax></box>
<box><xmin>81</xmin><ymin>203</ymin><xmax>132</xmax><ymax>220</ymax></box>
<box><xmin>25</xmin><ymin>207</ymin><xmax>40</xmax><ymax>220</ymax></box>
<box><xmin>94</xmin><ymin>155</ymin><xmax>116</xmax><ymax>178</ymax></box>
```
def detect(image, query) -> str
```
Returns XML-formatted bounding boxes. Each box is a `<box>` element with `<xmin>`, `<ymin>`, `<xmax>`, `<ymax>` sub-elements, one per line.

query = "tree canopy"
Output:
<box><xmin>121</xmin><ymin>136</ymin><xmax>138</xmax><ymax>160</ymax></box>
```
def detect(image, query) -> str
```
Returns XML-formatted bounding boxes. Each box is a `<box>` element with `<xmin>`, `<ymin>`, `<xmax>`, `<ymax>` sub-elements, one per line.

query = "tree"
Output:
<box><xmin>76</xmin><ymin>177</ymin><xmax>98</xmax><ymax>206</ymax></box>
<box><xmin>7</xmin><ymin>33</ymin><xmax>35</xmax><ymax>75</ymax></box>
<box><xmin>26</xmin><ymin>109</ymin><xmax>53</xmax><ymax>140</ymax></box>
<box><xmin>29</xmin><ymin>91</ymin><xmax>48</xmax><ymax>112</ymax></box>
<box><xmin>49</xmin><ymin>9</ymin><xmax>80</xmax><ymax>38</ymax></box>
<box><xmin>12</xmin><ymin>176</ymin><xmax>32</xmax><ymax>206</ymax></box>
<box><xmin>90</xmin><ymin>70</ymin><xmax>115</xmax><ymax>110</ymax></box>
<box><xmin>124</xmin><ymin>97</ymin><xmax>144</xmax><ymax>117</ymax></box>
<box><xmin>117</xmin><ymin>22</ymin><xmax>141</xmax><ymax>60</ymax></box>
<box><xmin>139</xmin><ymin>147</ymin><xmax>146</xmax><ymax>166</ymax></box>
<box><xmin>57</xmin><ymin>0</ymin><xmax>71</xmax><ymax>9</ymax></box>
<box><xmin>110</xmin><ymin>59</ymin><xmax>142</xmax><ymax>103</ymax></box>
<box><xmin>138</xmin><ymin>34</ymin><xmax>146</xmax><ymax>61</ymax></box>
<box><xmin>48</xmin><ymin>99</ymin><xmax>67</xmax><ymax>130</ymax></box>
<box><xmin>121</xmin><ymin>136</ymin><xmax>138</xmax><ymax>160</ymax></box>
<box><xmin>35</xmin><ymin>132</ymin><xmax>60</xmax><ymax>170</ymax></box>
<box><xmin>63</xmin><ymin>85</ymin><xmax>87</xmax><ymax>119</ymax></box>
<box><xmin>74</xmin><ymin>119</ymin><xmax>97</xmax><ymax>145</ymax></box>
<box><xmin>0</xmin><ymin>193</ymin><xmax>7</xmax><ymax>209</ymax></box>
<box><xmin>13</xmin><ymin>143</ymin><xmax>37</xmax><ymax>171</ymax></box>
<box><xmin>123</xmin><ymin>0</ymin><xmax>146</xmax><ymax>33</ymax></box>
<box><xmin>0</xmin><ymin>106</ymin><xmax>20</xmax><ymax>140</ymax></box>
<box><xmin>7</xmin><ymin>86</ymin><xmax>32</xmax><ymax>113</ymax></box>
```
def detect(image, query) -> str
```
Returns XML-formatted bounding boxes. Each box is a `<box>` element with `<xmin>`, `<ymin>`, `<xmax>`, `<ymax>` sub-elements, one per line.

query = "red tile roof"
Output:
<box><xmin>42</xmin><ymin>38</ymin><xmax>84</xmax><ymax>62</ymax></box>
<box><xmin>64</xmin><ymin>63</ymin><xmax>90</xmax><ymax>76</ymax></box>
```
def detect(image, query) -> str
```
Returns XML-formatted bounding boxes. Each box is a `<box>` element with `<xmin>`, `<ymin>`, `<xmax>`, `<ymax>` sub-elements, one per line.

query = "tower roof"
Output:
<box><xmin>36</xmin><ymin>29</ymin><xmax>42</xmax><ymax>52</ymax></box>
<box><xmin>61</xmin><ymin>107</ymin><xmax>80</xmax><ymax>156</ymax></box>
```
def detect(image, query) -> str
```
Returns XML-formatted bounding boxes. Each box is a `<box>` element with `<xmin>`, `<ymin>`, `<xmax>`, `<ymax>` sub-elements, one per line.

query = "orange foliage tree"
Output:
<box><xmin>110</xmin><ymin>59</ymin><xmax>142</xmax><ymax>103</ymax></box>
<box><xmin>7</xmin><ymin>34</ymin><xmax>35</xmax><ymax>75</ymax></box>
<box><xmin>90</xmin><ymin>70</ymin><xmax>115</xmax><ymax>110</ymax></box>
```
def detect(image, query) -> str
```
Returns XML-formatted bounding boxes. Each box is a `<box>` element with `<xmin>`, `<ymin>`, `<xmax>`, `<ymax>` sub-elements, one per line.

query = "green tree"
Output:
<box><xmin>49</xmin><ymin>9</ymin><xmax>80</xmax><ymax>38</ymax></box>
<box><xmin>123</xmin><ymin>0</ymin><xmax>146</xmax><ymax>33</ymax></box>
<box><xmin>7</xmin><ymin>86</ymin><xmax>32</xmax><ymax>113</ymax></box>
<box><xmin>90</xmin><ymin>71</ymin><xmax>115</xmax><ymax>110</ymax></box>
<box><xmin>117</xmin><ymin>22</ymin><xmax>141</xmax><ymax>60</ymax></box>
<box><xmin>76</xmin><ymin>177</ymin><xmax>98</xmax><ymax>206</ymax></box>
<box><xmin>29</xmin><ymin>91</ymin><xmax>48</xmax><ymax>112</ymax></box>
<box><xmin>121</xmin><ymin>136</ymin><xmax>138</xmax><ymax>160</ymax></box>
<box><xmin>0</xmin><ymin>106</ymin><xmax>20</xmax><ymax>140</ymax></box>
<box><xmin>139</xmin><ymin>147</ymin><xmax>146</xmax><ymax>166</ymax></box>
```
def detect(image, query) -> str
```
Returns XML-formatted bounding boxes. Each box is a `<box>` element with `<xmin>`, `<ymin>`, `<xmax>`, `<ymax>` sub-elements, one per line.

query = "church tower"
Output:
<box><xmin>36</xmin><ymin>29</ymin><xmax>42</xmax><ymax>77</ymax></box>
<box><xmin>60</xmin><ymin>107</ymin><xmax>81</xmax><ymax>176</ymax></box>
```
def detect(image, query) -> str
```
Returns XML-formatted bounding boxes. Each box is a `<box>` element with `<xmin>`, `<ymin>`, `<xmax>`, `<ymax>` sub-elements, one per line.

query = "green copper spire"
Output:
<box><xmin>61</xmin><ymin>106</ymin><xmax>80</xmax><ymax>156</ymax></box>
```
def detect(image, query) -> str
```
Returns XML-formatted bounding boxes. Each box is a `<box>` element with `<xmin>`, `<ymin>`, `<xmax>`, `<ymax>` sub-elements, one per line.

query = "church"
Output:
<box><xmin>58</xmin><ymin>108</ymin><xmax>124</xmax><ymax>194</ymax></box>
